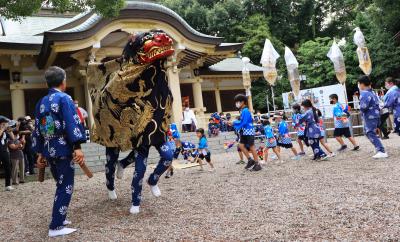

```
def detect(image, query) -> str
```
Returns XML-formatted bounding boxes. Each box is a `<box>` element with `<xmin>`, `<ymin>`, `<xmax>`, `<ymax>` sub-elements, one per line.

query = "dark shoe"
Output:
<box><xmin>244</xmin><ymin>159</ymin><xmax>256</xmax><ymax>170</ymax></box>
<box><xmin>382</xmin><ymin>136</ymin><xmax>389</xmax><ymax>140</ymax></box>
<box><xmin>236</xmin><ymin>160</ymin><xmax>245</xmax><ymax>165</ymax></box>
<box><xmin>352</xmin><ymin>146</ymin><xmax>360</xmax><ymax>151</ymax></box>
<box><xmin>251</xmin><ymin>163</ymin><xmax>262</xmax><ymax>171</ymax></box>
<box><xmin>337</xmin><ymin>145</ymin><xmax>348</xmax><ymax>152</ymax></box>
<box><xmin>170</xmin><ymin>169</ymin><xmax>174</xmax><ymax>177</ymax></box>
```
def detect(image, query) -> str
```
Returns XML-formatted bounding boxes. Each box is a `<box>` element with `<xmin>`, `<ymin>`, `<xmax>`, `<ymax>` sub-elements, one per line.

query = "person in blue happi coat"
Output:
<box><xmin>262</xmin><ymin>119</ymin><xmax>283</xmax><ymax>163</ymax></box>
<box><xmin>383</xmin><ymin>78</ymin><xmax>400</xmax><ymax>136</ymax></box>
<box><xmin>358</xmin><ymin>75</ymin><xmax>388</xmax><ymax>159</ymax></box>
<box><xmin>329</xmin><ymin>94</ymin><xmax>360</xmax><ymax>151</ymax></box>
<box><xmin>32</xmin><ymin>66</ymin><xmax>87</xmax><ymax>238</ymax></box>
<box><xmin>291</xmin><ymin>104</ymin><xmax>306</xmax><ymax>156</ymax></box>
<box><xmin>164</xmin><ymin>123</ymin><xmax>183</xmax><ymax>179</ymax></box>
<box><xmin>232</xmin><ymin>94</ymin><xmax>262</xmax><ymax>171</ymax></box>
<box><xmin>298</xmin><ymin>99</ymin><xmax>328</xmax><ymax>161</ymax></box>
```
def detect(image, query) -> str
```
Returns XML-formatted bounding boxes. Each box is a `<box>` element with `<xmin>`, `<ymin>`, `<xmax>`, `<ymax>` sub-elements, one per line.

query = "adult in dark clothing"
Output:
<box><xmin>18</xmin><ymin>116</ymin><xmax>35</xmax><ymax>175</ymax></box>
<box><xmin>0</xmin><ymin>116</ymin><xmax>13</xmax><ymax>191</ymax></box>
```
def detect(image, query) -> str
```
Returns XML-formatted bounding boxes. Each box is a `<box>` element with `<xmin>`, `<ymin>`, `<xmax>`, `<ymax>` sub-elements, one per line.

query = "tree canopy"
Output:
<box><xmin>2</xmin><ymin>0</ymin><xmax>399</xmax><ymax>111</ymax></box>
<box><xmin>0</xmin><ymin>0</ymin><xmax>125</xmax><ymax>19</ymax></box>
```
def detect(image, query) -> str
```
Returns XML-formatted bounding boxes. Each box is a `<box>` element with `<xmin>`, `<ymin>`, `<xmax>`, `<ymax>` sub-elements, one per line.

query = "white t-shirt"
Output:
<box><xmin>182</xmin><ymin>108</ymin><xmax>197</xmax><ymax>126</ymax></box>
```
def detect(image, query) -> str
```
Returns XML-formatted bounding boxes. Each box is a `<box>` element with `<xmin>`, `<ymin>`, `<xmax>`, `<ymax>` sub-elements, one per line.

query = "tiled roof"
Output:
<box><xmin>2</xmin><ymin>16</ymin><xmax>72</xmax><ymax>37</ymax></box>
<box><xmin>208</xmin><ymin>58</ymin><xmax>264</xmax><ymax>72</ymax></box>
<box><xmin>0</xmin><ymin>15</ymin><xmax>74</xmax><ymax>46</ymax></box>
<box><xmin>49</xmin><ymin>1</ymin><xmax>220</xmax><ymax>41</ymax></box>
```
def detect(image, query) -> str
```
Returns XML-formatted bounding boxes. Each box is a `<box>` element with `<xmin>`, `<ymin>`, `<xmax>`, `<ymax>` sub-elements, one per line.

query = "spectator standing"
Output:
<box><xmin>0</xmin><ymin>116</ymin><xmax>13</xmax><ymax>191</ymax></box>
<box><xmin>8</xmin><ymin>126</ymin><xmax>26</xmax><ymax>184</ymax></box>
<box><xmin>19</xmin><ymin>116</ymin><xmax>35</xmax><ymax>175</ymax></box>
<box><xmin>383</xmin><ymin>78</ymin><xmax>400</xmax><ymax>136</ymax></box>
<box><xmin>74</xmin><ymin>100</ymin><xmax>88</xmax><ymax>127</ymax></box>
<box><xmin>182</xmin><ymin>104</ymin><xmax>197</xmax><ymax>132</ymax></box>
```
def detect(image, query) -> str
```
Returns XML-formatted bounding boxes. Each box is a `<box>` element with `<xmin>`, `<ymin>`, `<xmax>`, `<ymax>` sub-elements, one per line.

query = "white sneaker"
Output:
<box><xmin>48</xmin><ymin>228</ymin><xmax>77</xmax><ymax>237</ymax></box>
<box><xmin>63</xmin><ymin>220</ymin><xmax>72</xmax><ymax>226</ymax></box>
<box><xmin>291</xmin><ymin>155</ymin><xmax>300</xmax><ymax>160</ymax></box>
<box><xmin>328</xmin><ymin>152</ymin><xmax>336</xmax><ymax>158</ymax></box>
<box><xmin>129</xmin><ymin>205</ymin><xmax>140</xmax><ymax>214</ymax></box>
<box><xmin>270</xmin><ymin>154</ymin><xmax>277</xmax><ymax>160</ymax></box>
<box><xmin>150</xmin><ymin>185</ymin><xmax>161</xmax><ymax>197</ymax></box>
<box><xmin>108</xmin><ymin>190</ymin><xmax>117</xmax><ymax>200</ymax></box>
<box><xmin>5</xmin><ymin>186</ymin><xmax>14</xmax><ymax>191</ymax></box>
<box><xmin>116</xmin><ymin>162</ymin><xmax>124</xmax><ymax>179</ymax></box>
<box><xmin>372</xmin><ymin>152</ymin><xmax>388</xmax><ymax>159</ymax></box>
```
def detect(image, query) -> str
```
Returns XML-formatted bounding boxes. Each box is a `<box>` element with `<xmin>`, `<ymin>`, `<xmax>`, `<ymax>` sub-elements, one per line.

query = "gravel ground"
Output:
<box><xmin>1</xmin><ymin>135</ymin><xmax>400</xmax><ymax>241</ymax></box>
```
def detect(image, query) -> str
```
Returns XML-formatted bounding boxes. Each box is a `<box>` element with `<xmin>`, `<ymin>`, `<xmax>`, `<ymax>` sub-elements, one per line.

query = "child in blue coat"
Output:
<box><xmin>299</xmin><ymin>99</ymin><xmax>328</xmax><ymax>161</ymax></box>
<box><xmin>292</xmin><ymin>104</ymin><xmax>306</xmax><ymax>155</ymax></box>
<box><xmin>263</xmin><ymin>120</ymin><xmax>283</xmax><ymax>163</ymax></box>
<box><xmin>329</xmin><ymin>94</ymin><xmax>359</xmax><ymax>151</ymax></box>
<box><xmin>275</xmin><ymin>114</ymin><xmax>300</xmax><ymax>160</ymax></box>
<box><xmin>195</xmin><ymin>128</ymin><xmax>214</xmax><ymax>171</ymax></box>
<box><xmin>358</xmin><ymin>76</ymin><xmax>388</xmax><ymax>159</ymax></box>
<box><xmin>232</xmin><ymin>94</ymin><xmax>261</xmax><ymax>171</ymax></box>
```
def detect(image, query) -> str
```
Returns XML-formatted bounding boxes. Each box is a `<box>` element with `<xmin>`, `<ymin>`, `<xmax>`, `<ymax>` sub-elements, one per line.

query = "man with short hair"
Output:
<box><xmin>383</xmin><ymin>77</ymin><xmax>400</xmax><ymax>136</ymax></box>
<box><xmin>329</xmin><ymin>93</ymin><xmax>360</xmax><ymax>152</ymax></box>
<box><xmin>32</xmin><ymin>66</ymin><xmax>87</xmax><ymax>237</ymax></box>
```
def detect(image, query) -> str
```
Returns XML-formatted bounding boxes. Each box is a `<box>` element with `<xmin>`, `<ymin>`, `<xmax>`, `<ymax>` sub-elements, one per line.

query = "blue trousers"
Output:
<box><xmin>48</xmin><ymin>157</ymin><xmax>74</xmax><ymax>230</ymax></box>
<box><xmin>308</xmin><ymin>138</ymin><xmax>326</xmax><ymax>159</ymax></box>
<box><xmin>364</xmin><ymin>118</ymin><xmax>385</xmax><ymax>153</ymax></box>
<box><xmin>394</xmin><ymin>116</ymin><xmax>400</xmax><ymax>135</ymax></box>
<box><xmin>173</xmin><ymin>146</ymin><xmax>182</xmax><ymax>159</ymax></box>
<box><xmin>105</xmin><ymin>147</ymin><xmax>120</xmax><ymax>191</ymax></box>
<box><xmin>119</xmin><ymin>142</ymin><xmax>174</xmax><ymax>206</ymax></box>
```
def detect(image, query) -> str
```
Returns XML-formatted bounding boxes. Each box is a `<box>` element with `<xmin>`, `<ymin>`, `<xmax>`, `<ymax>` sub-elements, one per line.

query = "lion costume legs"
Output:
<box><xmin>118</xmin><ymin>141</ymin><xmax>174</xmax><ymax>206</ymax></box>
<box><xmin>105</xmin><ymin>147</ymin><xmax>120</xmax><ymax>192</ymax></box>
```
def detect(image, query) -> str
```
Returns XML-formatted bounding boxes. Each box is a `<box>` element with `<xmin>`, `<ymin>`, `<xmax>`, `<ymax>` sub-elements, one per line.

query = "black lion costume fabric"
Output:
<box><xmin>86</xmin><ymin>30</ymin><xmax>174</xmax><ymax>151</ymax></box>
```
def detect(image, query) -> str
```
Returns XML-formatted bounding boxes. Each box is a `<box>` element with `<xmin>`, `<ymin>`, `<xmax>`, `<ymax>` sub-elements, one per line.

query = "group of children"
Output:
<box><xmin>166</xmin><ymin>75</ymin><xmax>399</xmax><ymax>176</ymax></box>
<box><xmin>165</xmin><ymin>123</ymin><xmax>215</xmax><ymax>178</ymax></box>
<box><xmin>232</xmin><ymin>75</ymin><xmax>400</xmax><ymax>169</ymax></box>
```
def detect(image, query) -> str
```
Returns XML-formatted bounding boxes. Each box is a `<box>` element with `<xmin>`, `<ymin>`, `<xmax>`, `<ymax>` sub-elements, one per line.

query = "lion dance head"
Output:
<box><xmin>123</xmin><ymin>29</ymin><xmax>175</xmax><ymax>64</ymax></box>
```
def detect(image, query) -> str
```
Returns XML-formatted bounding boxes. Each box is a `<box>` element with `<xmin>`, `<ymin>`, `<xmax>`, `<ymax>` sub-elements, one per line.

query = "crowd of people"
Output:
<box><xmin>0</xmin><ymin>116</ymin><xmax>36</xmax><ymax>191</ymax></box>
<box><xmin>0</xmin><ymin>103</ymin><xmax>88</xmax><ymax>192</ymax></box>
<box><xmin>1</xmin><ymin>64</ymin><xmax>399</xmax><ymax>238</ymax></box>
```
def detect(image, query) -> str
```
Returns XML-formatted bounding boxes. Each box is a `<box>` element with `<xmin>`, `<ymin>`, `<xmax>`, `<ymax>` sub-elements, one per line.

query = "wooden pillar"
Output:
<box><xmin>74</xmin><ymin>85</ymin><xmax>86</xmax><ymax>108</ymax></box>
<box><xmin>11</xmin><ymin>88</ymin><xmax>26</xmax><ymax>119</ymax></box>
<box><xmin>215</xmin><ymin>88</ymin><xmax>222</xmax><ymax>113</ymax></box>
<box><xmin>167</xmin><ymin>66</ymin><xmax>183</xmax><ymax>129</ymax></box>
<box><xmin>192</xmin><ymin>80</ymin><xmax>204</xmax><ymax>113</ymax></box>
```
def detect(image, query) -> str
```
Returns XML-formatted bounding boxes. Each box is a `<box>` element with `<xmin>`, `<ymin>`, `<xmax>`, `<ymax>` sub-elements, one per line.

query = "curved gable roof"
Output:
<box><xmin>38</xmin><ymin>1</ymin><xmax>224</xmax><ymax>68</ymax></box>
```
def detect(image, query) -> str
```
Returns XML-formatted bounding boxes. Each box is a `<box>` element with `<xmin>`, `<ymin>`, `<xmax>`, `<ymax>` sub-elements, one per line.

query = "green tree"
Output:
<box><xmin>0</xmin><ymin>0</ymin><xmax>125</xmax><ymax>20</ymax></box>
<box><xmin>296</xmin><ymin>37</ymin><xmax>337</xmax><ymax>88</ymax></box>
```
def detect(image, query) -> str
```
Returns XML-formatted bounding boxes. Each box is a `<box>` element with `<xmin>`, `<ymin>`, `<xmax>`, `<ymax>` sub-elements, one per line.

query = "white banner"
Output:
<box><xmin>282</xmin><ymin>84</ymin><xmax>346</xmax><ymax>118</ymax></box>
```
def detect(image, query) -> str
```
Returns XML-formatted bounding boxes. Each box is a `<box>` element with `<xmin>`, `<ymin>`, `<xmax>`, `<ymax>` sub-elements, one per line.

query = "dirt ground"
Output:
<box><xmin>1</xmin><ymin>135</ymin><xmax>400</xmax><ymax>241</ymax></box>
